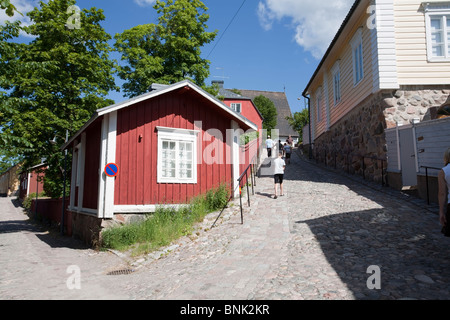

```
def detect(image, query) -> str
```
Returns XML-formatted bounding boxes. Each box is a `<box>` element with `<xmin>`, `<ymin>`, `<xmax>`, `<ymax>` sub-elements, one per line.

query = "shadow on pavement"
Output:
<box><xmin>0</xmin><ymin>206</ymin><xmax>89</xmax><ymax>250</ymax></box>
<box><xmin>273</xmin><ymin>150</ymin><xmax>450</xmax><ymax>300</ymax></box>
<box><xmin>293</xmin><ymin>208</ymin><xmax>450</xmax><ymax>300</ymax></box>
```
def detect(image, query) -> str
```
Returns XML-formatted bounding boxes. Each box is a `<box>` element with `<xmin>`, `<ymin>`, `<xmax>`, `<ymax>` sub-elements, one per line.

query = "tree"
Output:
<box><xmin>0</xmin><ymin>0</ymin><xmax>118</xmax><ymax>197</ymax></box>
<box><xmin>0</xmin><ymin>0</ymin><xmax>21</xmax><ymax>17</ymax></box>
<box><xmin>253</xmin><ymin>95</ymin><xmax>278</xmax><ymax>131</ymax></box>
<box><xmin>115</xmin><ymin>0</ymin><xmax>217</xmax><ymax>97</ymax></box>
<box><xmin>286</xmin><ymin>108</ymin><xmax>309</xmax><ymax>142</ymax></box>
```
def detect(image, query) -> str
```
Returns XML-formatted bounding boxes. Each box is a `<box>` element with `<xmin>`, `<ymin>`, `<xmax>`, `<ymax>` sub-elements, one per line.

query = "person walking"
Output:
<box><xmin>284</xmin><ymin>143</ymin><xmax>292</xmax><ymax>165</ymax></box>
<box><xmin>266</xmin><ymin>136</ymin><xmax>274</xmax><ymax>158</ymax></box>
<box><xmin>438</xmin><ymin>147</ymin><xmax>450</xmax><ymax>236</ymax></box>
<box><xmin>278</xmin><ymin>140</ymin><xmax>284</xmax><ymax>157</ymax></box>
<box><xmin>274</xmin><ymin>152</ymin><xmax>286</xmax><ymax>199</ymax></box>
<box><xmin>287</xmin><ymin>135</ymin><xmax>294</xmax><ymax>147</ymax></box>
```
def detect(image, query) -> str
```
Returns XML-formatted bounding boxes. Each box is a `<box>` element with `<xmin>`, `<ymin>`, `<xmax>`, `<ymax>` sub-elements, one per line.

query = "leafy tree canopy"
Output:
<box><xmin>0</xmin><ymin>0</ymin><xmax>118</xmax><ymax>197</ymax></box>
<box><xmin>115</xmin><ymin>0</ymin><xmax>217</xmax><ymax>97</ymax></box>
<box><xmin>253</xmin><ymin>95</ymin><xmax>278</xmax><ymax>132</ymax></box>
<box><xmin>0</xmin><ymin>0</ymin><xmax>21</xmax><ymax>17</ymax></box>
<box><xmin>286</xmin><ymin>108</ymin><xmax>309</xmax><ymax>142</ymax></box>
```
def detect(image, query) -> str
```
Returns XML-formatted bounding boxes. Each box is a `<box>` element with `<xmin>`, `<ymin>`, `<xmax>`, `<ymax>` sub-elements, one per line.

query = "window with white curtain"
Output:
<box><xmin>426</xmin><ymin>14</ymin><xmax>450</xmax><ymax>61</ymax></box>
<box><xmin>157</xmin><ymin>127</ymin><xmax>198</xmax><ymax>184</ymax></box>
<box><xmin>331</xmin><ymin>61</ymin><xmax>341</xmax><ymax>106</ymax></box>
<box><xmin>351</xmin><ymin>28</ymin><xmax>364</xmax><ymax>85</ymax></box>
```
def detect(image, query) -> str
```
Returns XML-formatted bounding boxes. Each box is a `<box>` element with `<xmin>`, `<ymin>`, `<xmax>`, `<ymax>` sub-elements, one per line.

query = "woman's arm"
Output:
<box><xmin>438</xmin><ymin>169</ymin><xmax>447</xmax><ymax>226</ymax></box>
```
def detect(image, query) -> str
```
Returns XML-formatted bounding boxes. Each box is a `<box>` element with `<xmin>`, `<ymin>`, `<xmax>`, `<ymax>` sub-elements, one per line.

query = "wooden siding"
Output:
<box><xmin>394</xmin><ymin>0</ymin><xmax>450</xmax><ymax>85</ymax></box>
<box><xmin>114</xmin><ymin>90</ymin><xmax>234</xmax><ymax>206</ymax></box>
<box><xmin>416</xmin><ymin>117</ymin><xmax>450</xmax><ymax>176</ymax></box>
<box><xmin>82</xmin><ymin>119</ymin><xmax>101</xmax><ymax>210</ymax></box>
<box><xmin>223</xmin><ymin>99</ymin><xmax>263</xmax><ymax>132</ymax></box>
<box><xmin>310</xmin><ymin>5</ymin><xmax>375</xmax><ymax>139</ymax></box>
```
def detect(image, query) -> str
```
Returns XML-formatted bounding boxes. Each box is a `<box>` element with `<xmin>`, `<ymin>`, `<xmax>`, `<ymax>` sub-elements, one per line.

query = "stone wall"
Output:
<box><xmin>383</xmin><ymin>86</ymin><xmax>449</xmax><ymax>127</ymax></box>
<box><xmin>312</xmin><ymin>86</ymin><xmax>449</xmax><ymax>184</ymax></box>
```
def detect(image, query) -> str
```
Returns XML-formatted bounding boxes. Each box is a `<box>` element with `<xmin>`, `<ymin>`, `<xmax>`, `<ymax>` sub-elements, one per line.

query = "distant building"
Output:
<box><xmin>0</xmin><ymin>164</ymin><xmax>21</xmax><ymax>197</ymax></box>
<box><xmin>212</xmin><ymin>80</ymin><xmax>299</xmax><ymax>144</ymax></box>
<box><xmin>18</xmin><ymin>163</ymin><xmax>47</xmax><ymax>200</ymax></box>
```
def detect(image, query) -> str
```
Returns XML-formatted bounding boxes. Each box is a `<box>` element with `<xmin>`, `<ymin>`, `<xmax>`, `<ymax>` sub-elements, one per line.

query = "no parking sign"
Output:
<box><xmin>104</xmin><ymin>163</ymin><xmax>119</xmax><ymax>177</ymax></box>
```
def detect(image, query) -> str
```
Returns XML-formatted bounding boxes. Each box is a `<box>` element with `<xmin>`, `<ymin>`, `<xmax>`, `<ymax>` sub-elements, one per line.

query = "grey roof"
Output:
<box><xmin>235</xmin><ymin>89</ymin><xmax>299</xmax><ymax>138</ymax></box>
<box><xmin>62</xmin><ymin>80</ymin><xmax>258</xmax><ymax>151</ymax></box>
<box><xmin>218</xmin><ymin>87</ymin><xmax>251</xmax><ymax>100</ymax></box>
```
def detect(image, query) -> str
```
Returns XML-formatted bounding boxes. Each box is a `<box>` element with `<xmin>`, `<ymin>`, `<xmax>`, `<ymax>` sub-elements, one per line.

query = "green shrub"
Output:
<box><xmin>101</xmin><ymin>184</ymin><xmax>230</xmax><ymax>255</ymax></box>
<box><xmin>23</xmin><ymin>192</ymin><xmax>46</xmax><ymax>210</ymax></box>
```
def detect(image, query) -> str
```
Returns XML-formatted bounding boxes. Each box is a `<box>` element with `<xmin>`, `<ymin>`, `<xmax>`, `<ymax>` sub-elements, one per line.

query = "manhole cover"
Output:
<box><xmin>106</xmin><ymin>269</ymin><xmax>135</xmax><ymax>276</ymax></box>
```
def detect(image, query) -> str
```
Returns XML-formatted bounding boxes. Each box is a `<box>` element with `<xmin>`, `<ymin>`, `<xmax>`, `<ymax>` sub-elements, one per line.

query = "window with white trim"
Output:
<box><xmin>331</xmin><ymin>61</ymin><xmax>341</xmax><ymax>106</ymax></box>
<box><xmin>157</xmin><ymin>127</ymin><xmax>198</xmax><ymax>184</ymax></box>
<box><xmin>230</xmin><ymin>103</ymin><xmax>242</xmax><ymax>114</ymax></box>
<box><xmin>351</xmin><ymin>29</ymin><xmax>364</xmax><ymax>85</ymax></box>
<box><xmin>426</xmin><ymin>11</ymin><xmax>450</xmax><ymax>61</ymax></box>
<box><xmin>316</xmin><ymin>88</ymin><xmax>322</xmax><ymax>123</ymax></box>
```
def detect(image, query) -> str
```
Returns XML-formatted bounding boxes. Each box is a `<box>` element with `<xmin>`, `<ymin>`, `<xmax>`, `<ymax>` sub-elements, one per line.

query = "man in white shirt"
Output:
<box><xmin>266</xmin><ymin>136</ymin><xmax>274</xmax><ymax>158</ymax></box>
<box><xmin>274</xmin><ymin>152</ymin><xmax>286</xmax><ymax>199</ymax></box>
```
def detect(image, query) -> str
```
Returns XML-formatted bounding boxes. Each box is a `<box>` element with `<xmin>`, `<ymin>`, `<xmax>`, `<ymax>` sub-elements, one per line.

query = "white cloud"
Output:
<box><xmin>134</xmin><ymin>0</ymin><xmax>156</xmax><ymax>7</ymax></box>
<box><xmin>257</xmin><ymin>0</ymin><xmax>355</xmax><ymax>59</ymax></box>
<box><xmin>0</xmin><ymin>0</ymin><xmax>47</xmax><ymax>37</ymax></box>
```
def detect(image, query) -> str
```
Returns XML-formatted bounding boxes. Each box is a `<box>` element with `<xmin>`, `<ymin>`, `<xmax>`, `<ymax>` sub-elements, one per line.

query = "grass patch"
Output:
<box><xmin>101</xmin><ymin>184</ymin><xmax>230</xmax><ymax>256</ymax></box>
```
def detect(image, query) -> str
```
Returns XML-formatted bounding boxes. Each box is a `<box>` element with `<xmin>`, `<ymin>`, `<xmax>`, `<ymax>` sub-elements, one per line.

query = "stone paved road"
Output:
<box><xmin>1</xmin><ymin>150</ymin><xmax>449</xmax><ymax>300</ymax></box>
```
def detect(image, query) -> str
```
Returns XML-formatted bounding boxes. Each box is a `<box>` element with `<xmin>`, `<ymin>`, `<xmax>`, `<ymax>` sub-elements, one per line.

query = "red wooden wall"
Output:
<box><xmin>82</xmin><ymin>119</ymin><xmax>102</xmax><ymax>210</ymax></box>
<box><xmin>114</xmin><ymin>89</ymin><xmax>235</xmax><ymax>206</ymax></box>
<box><xmin>223</xmin><ymin>99</ymin><xmax>263</xmax><ymax>132</ymax></box>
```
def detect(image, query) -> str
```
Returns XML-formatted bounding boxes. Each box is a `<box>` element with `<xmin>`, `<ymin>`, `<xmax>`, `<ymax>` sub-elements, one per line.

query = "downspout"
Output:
<box><xmin>302</xmin><ymin>93</ymin><xmax>313</xmax><ymax>160</ymax></box>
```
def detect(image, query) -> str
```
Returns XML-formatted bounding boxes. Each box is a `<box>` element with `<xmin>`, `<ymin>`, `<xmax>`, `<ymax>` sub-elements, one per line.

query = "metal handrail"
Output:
<box><xmin>211</xmin><ymin>148</ymin><xmax>260</xmax><ymax>228</ymax></box>
<box><xmin>420</xmin><ymin>166</ymin><xmax>442</xmax><ymax>205</ymax></box>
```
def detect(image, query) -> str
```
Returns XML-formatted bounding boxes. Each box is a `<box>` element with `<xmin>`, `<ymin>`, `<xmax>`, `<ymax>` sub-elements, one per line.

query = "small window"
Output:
<box><xmin>157</xmin><ymin>127</ymin><xmax>199</xmax><ymax>184</ymax></box>
<box><xmin>351</xmin><ymin>29</ymin><xmax>364</xmax><ymax>85</ymax></box>
<box><xmin>230</xmin><ymin>103</ymin><xmax>242</xmax><ymax>114</ymax></box>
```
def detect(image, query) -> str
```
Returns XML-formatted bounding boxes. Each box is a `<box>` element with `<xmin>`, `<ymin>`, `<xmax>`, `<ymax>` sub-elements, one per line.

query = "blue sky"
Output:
<box><xmin>2</xmin><ymin>0</ymin><xmax>355</xmax><ymax>114</ymax></box>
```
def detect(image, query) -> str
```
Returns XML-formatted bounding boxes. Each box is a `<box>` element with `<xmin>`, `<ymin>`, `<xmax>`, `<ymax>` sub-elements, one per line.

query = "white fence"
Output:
<box><xmin>385</xmin><ymin>117</ymin><xmax>450</xmax><ymax>189</ymax></box>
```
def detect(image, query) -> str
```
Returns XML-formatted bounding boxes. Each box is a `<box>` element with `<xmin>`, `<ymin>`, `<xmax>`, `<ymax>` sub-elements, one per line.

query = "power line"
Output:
<box><xmin>206</xmin><ymin>0</ymin><xmax>247</xmax><ymax>60</ymax></box>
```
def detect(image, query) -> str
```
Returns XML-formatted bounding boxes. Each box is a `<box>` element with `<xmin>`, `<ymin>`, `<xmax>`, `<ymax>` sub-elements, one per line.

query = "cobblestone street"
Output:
<box><xmin>1</xmin><ymin>150</ymin><xmax>449</xmax><ymax>300</ymax></box>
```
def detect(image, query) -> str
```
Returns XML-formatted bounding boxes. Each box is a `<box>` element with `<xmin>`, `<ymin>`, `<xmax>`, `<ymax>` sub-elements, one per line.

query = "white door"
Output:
<box><xmin>399</xmin><ymin>128</ymin><xmax>417</xmax><ymax>186</ymax></box>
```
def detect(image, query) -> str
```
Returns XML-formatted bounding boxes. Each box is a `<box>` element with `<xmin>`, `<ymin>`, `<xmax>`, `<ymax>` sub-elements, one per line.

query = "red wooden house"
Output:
<box><xmin>19</xmin><ymin>163</ymin><xmax>47</xmax><ymax>200</ymax></box>
<box><xmin>212</xmin><ymin>81</ymin><xmax>264</xmax><ymax>183</ymax></box>
<box><xmin>61</xmin><ymin>80</ymin><xmax>259</xmax><ymax>241</ymax></box>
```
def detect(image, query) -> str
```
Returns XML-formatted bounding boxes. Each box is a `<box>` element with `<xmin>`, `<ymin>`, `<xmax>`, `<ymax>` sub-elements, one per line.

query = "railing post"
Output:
<box><xmin>246</xmin><ymin>171</ymin><xmax>250</xmax><ymax>207</ymax></box>
<box><xmin>239</xmin><ymin>182</ymin><xmax>243</xmax><ymax>224</ymax></box>
<box><xmin>425</xmin><ymin>167</ymin><xmax>430</xmax><ymax>205</ymax></box>
<box><xmin>251</xmin><ymin>164</ymin><xmax>255</xmax><ymax>195</ymax></box>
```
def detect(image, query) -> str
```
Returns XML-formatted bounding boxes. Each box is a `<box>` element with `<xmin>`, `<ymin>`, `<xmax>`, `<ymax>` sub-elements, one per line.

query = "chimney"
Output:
<box><xmin>211</xmin><ymin>80</ymin><xmax>224</xmax><ymax>89</ymax></box>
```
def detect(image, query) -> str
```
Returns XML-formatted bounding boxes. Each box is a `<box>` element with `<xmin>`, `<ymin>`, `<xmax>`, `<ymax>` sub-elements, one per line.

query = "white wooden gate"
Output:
<box><xmin>386</xmin><ymin>117</ymin><xmax>450</xmax><ymax>188</ymax></box>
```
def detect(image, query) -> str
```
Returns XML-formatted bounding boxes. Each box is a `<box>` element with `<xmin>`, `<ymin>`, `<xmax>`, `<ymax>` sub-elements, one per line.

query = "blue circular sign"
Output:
<box><xmin>104</xmin><ymin>163</ymin><xmax>119</xmax><ymax>177</ymax></box>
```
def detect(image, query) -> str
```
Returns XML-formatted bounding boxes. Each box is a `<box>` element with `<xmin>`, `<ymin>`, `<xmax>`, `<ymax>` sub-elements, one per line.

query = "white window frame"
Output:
<box><xmin>230</xmin><ymin>103</ymin><xmax>242</xmax><ymax>114</ymax></box>
<box><xmin>157</xmin><ymin>126</ymin><xmax>199</xmax><ymax>184</ymax></box>
<box><xmin>424</xmin><ymin>3</ymin><xmax>450</xmax><ymax>62</ymax></box>
<box><xmin>331</xmin><ymin>61</ymin><xmax>341</xmax><ymax>106</ymax></box>
<box><xmin>316</xmin><ymin>87</ymin><xmax>323</xmax><ymax>123</ymax></box>
<box><xmin>351</xmin><ymin>28</ymin><xmax>364</xmax><ymax>86</ymax></box>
